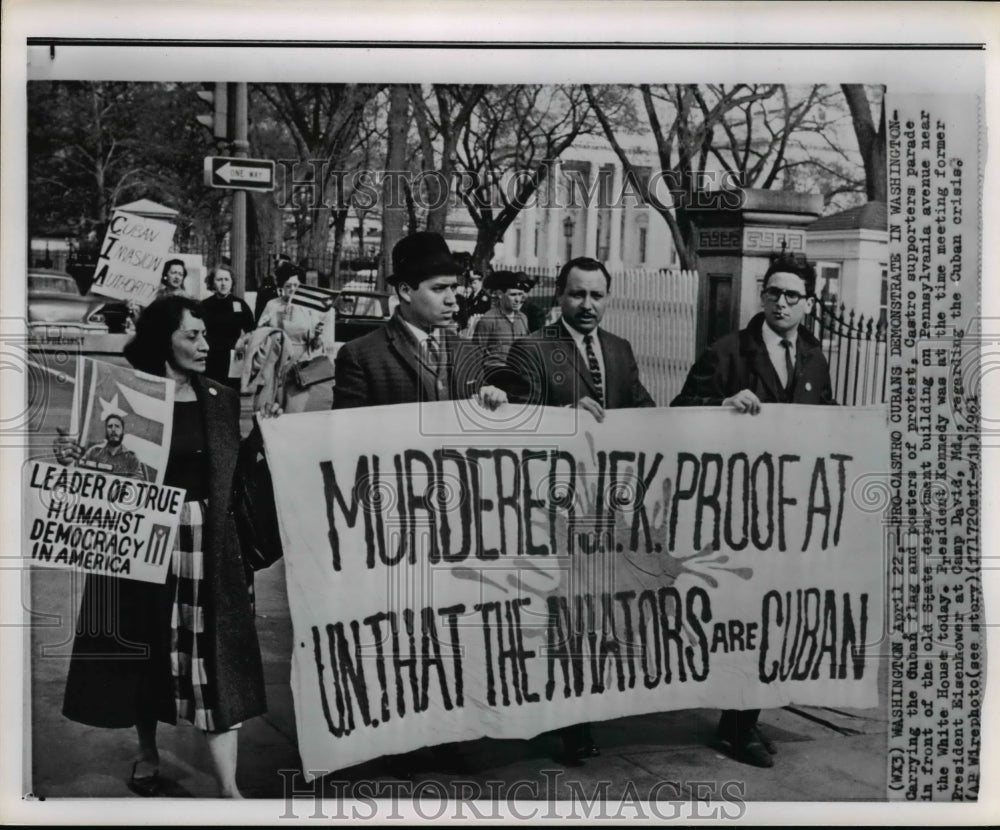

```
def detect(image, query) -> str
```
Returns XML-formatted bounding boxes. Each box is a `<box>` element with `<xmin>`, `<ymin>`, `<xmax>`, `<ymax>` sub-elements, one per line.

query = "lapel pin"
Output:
<box><xmin>209</xmin><ymin>387</ymin><xmax>218</xmax><ymax>396</ymax></box>
<box><xmin>805</xmin><ymin>382</ymin><xmax>812</xmax><ymax>392</ymax></box>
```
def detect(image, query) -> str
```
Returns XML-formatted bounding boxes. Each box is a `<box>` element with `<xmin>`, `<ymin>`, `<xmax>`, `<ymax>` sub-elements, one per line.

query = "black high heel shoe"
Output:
<box><xmin>127</xmin><ymin>761</ymin><xmax>162</xmax><ymax>797</ymax></box>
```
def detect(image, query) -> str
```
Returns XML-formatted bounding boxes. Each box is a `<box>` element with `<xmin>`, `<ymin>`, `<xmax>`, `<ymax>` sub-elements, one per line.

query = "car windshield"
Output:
<box><xmin>336</xmin><ymin>293</ymin><xmax>385</xmax><ymax>318</ymax></box>
<box><xmin>29</xmin><ymin>275</ymin><xmax>79</xmax><ymax>294</ymax></box>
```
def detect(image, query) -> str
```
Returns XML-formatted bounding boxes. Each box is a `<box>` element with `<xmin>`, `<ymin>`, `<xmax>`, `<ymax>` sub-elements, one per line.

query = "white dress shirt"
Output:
<box><xmin>760</xmin><ymin>322</ymin><xmax>797</xmax><ymax>388</ymax></box>
<box><xmin>561</xmin><ymin>319</ymin><xmax>607</xmax><ymax>391</ymax></box>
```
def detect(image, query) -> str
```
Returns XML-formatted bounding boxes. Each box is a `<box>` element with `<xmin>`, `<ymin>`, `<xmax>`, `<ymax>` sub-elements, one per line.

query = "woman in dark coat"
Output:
<box><xmin>199</xmin><ymin>266</ymin><xmax>256</xmax><ymax>389</ymax></box>
<box><xmin>57</xmin><ymin>295</ymin><xmax>279</xmax><ymax>798</ymax></box>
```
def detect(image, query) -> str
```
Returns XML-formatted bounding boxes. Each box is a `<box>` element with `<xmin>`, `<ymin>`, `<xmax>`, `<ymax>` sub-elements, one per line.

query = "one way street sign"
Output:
<box><xmin>203</xmin><ymin>157</ymin><xmax>275</xmax><ymax>191</ymax></box>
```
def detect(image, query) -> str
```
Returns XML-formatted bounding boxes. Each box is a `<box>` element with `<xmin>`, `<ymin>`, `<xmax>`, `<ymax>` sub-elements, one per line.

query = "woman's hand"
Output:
<box><xmin>256</xmin><ymin>402</ymin><xmax>283</xmax><ymax>419</ymax></box>
<box><xmin>234</xmin><ymin>333</ymin><xmax>249</xmax><ymax>360</ymax></box>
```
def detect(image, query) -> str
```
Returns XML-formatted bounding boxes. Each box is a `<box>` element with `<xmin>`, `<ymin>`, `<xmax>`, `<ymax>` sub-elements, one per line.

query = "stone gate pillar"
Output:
<box><xmin>680</xmin><ymin>189</ymin><xmax>822</xmax><ymax>354</ymax></box>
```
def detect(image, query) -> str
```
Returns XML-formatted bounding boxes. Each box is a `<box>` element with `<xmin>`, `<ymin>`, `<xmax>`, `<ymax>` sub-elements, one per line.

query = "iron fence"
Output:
<box><xmin>804</xmin><ymin>301</ymin><xmax>888</xmax><ymax>405</ymax></box>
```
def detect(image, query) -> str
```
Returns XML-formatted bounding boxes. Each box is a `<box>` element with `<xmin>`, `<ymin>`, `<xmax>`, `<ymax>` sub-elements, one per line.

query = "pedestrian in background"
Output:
<box><xmin>58</xmin><ymin>295</ymin><xmax>279</xmax><ymax>798</ymax></box>
<box><xmin>472</xmin><ymin>270</ymin><xmax>531</xmax><ymax>374</ymax></box>
<box><xmin>200</xmin><ymin>266</ymin><xmax>255</xmax><ymax>390</ymax></box>
<box><xmin>159</xmin><ymin>258</ymin><xmax>190</xmax><ymax>298</ymax></box>
<box><xmin>671</xmin><ymin>251</ymin><xmax>834</xmax><ymax>768</ymax></box>
<box><xmin>256</xmin><ymin>265</ymin><xmax>335</xmax><ymax>413</ymax></box>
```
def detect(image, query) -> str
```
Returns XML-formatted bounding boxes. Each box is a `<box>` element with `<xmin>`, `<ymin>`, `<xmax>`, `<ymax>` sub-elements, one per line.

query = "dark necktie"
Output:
<box><xmin>425</xmin><ymin>334</ymin><xmax>449</xmax><ymax>401</ymax></box>
<box><xmin>781</xmin><ymin>338</ymin><xmax>795</xmax><ymax>395</ymax></box>
<box><xmin>583</xmin><ymin>333</ymin><xmax>605</xmax><ymax>407</ymax></box>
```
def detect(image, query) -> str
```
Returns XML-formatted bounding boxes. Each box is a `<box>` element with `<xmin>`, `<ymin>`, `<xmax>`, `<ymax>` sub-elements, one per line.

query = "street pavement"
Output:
<box><xmin>25</xmin><ymin>382</ymin><xmax>890</xmax><ymax>806</ymax></box>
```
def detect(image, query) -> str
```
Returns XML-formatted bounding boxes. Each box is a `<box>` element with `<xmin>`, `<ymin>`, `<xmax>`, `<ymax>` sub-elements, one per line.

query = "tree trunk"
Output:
<box><xmin>329</xmin><ymin>208</ymin><xmax>348</xmax><ymax>288</ymax></box>
<box><xmin>307</xmin><ymin>204</ymin><xmax>332</xmax><ymax>277</ymax></box>
<box><xmin>380</xmin><ymin>85</ymin><xmax>411</xmax><ymax>291</ymax></box>
<box><xmin>472</xmin><ymin>225</ymin><xmax>500</xmax><ymax>276</ymax></box>
<box><xmin>841</xmin><ymin>84</ymin><xmax>887</xmax><ymax>203</ymax></box>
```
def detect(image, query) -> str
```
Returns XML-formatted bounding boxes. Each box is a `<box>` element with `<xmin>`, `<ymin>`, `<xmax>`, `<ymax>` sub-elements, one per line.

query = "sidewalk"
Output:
<box><xmin>30</xmin><ymin>559</ymin><xmax>888</xmax><ymax>803</ymax></box>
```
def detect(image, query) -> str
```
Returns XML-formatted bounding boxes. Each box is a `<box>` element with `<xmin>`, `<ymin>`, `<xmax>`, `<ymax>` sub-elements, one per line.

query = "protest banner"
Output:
<box><xmin>89</xmin><ymin>210</ymin><xmax>176</xmax><ymax>307</ymax></box>
<box><xmin>261</xmin><ymin>403</ymin><xmax>890</xmax><ymax>777</ymax></box>
<box><xmin>23</xmin><ymin>461</ymin><xmax>184</xmax><ymax>583</ymax></box>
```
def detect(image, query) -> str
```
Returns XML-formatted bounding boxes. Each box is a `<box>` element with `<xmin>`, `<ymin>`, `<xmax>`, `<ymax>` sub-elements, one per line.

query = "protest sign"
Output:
<box><xmin>89</xmin><ymin>210</ymin><xmax>176</xmax><ymax>306</ymax></box>
<box><xmin>23</xmin><ymin>461</ymin><xmax>184</xmax><ymax>583</ymax></box>
<box><xmin>261</xmin><ymin>403</ymin><xmax>890</xmax><ymax>777</ymax></box>
<box><xmin>73</xmin><ymin>358</ymin><xmax>174</xmax><ymax>485</ymax></box>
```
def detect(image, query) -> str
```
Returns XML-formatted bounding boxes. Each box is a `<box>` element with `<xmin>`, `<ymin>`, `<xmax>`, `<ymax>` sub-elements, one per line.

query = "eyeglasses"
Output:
<box><xmin>761</xmin><ymin>287</ymin><xmax>808</xmax><ymax>306</ymax></box>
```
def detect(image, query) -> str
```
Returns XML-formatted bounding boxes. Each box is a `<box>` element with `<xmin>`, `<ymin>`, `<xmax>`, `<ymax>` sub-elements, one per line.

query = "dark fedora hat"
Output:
<box><xmin>485</xmin><ymin>270</ymin><xmax>532</xmax><ymax>292</ymax></box>
<box><xmin>388</xmin><ymin>232</ymin><xmax>462</xmax><ymax>286</ymax></box>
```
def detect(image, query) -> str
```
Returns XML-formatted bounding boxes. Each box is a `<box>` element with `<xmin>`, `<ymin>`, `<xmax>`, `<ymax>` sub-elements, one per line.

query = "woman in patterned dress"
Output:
<box><xmin>60</xmin><ymin>295</ymin><xmax>279</xmax><ymax>798</ymax></box>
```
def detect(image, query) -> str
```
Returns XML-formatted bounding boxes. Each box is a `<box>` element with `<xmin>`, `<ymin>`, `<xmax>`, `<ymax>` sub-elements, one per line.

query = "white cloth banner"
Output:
<box><xmin>261</xmin><ymin>403</ymin><xmax>889</xmax><ymax>777</ymax></box>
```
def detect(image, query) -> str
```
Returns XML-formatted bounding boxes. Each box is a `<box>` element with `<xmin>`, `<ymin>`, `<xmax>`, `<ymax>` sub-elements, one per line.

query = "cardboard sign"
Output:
<box><xmin>90</xmin><ymin>210</ymin><xmax>176</xmax><ymax>306</ymax></box>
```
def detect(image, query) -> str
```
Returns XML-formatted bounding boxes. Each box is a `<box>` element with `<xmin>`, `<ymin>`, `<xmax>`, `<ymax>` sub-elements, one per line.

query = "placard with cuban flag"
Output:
<box><xmin>288</xmin><ymin>283</ymin><xmax>337</xmax><ymax>313</ymax></box>
<box><xmin>71</xmin><ymin>358</ymin><xmax>175</xmax><ymax>485</ymax></box>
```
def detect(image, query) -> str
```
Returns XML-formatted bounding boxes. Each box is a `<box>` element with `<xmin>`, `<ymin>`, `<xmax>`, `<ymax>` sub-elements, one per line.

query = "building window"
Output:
<box><xmin>816</xmin><ymin>262</ymin><xmax>841</xmax><ymax>308</ymax></box>
<box><xmin>533</xmin><ymin>225</ymin><xmax>539</xmax><ymax>257</ymax></box>
<box><xmin>638</xmin><ymin>227</ymin><xmax>647</xmax><ymax>264</ymax></box>
<box><xmin>515</xmin><ymin>228</ymin><xmax>522</xmax><ymax>258</ymax></box>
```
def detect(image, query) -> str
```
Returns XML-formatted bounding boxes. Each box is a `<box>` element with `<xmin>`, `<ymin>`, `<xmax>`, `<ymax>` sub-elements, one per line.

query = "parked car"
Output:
<box><xmin>333</xmin><ymin>287</ymin><xmax>394</xmax><ymax>344</ymax></box>
<box><xmin>27</xmin><ymin>269</ymin><xmax>109</xmax><ymax>335</ymax></box>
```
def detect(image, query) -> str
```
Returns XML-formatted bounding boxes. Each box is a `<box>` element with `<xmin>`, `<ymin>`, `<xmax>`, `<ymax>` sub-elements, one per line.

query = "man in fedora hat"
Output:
<box><xmin>334</xmin><ymin>231</ymin><xmax>506</xmax><ymax>410</ymax></box>
<box><xmin>472</xmin><ymin>270</ymin><xmax>532</xmax><ymax>373</ymax></box>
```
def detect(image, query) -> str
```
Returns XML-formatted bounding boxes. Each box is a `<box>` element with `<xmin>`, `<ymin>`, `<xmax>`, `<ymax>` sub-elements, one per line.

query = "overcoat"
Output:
<box><xmin>333</xmin><ymin>311</ymin><xmax>480</xmax><ymax>408</ymax></box>
<box><xmin>671</xmin><ymin>313</ymin><xmax>835</xmax><ymax>407</ymax></box>
<box><xmin>502</xmin><ymin>322</ymin><xmax>656</xmax><ymax>409</ymax></box>
<box><xmin>62</xmin><ymin>375</ymin><xmax>266</xmax><ymax>730</ymax></box>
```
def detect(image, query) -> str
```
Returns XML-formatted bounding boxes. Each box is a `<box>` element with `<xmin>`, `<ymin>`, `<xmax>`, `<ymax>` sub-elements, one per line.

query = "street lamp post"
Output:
<box><xmin>562</xmin><ymin>215</ymin><xmax>575</xmax><ymax>263</ymax></box>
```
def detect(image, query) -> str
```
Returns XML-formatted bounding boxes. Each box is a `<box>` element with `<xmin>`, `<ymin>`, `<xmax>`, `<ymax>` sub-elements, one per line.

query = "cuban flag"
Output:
<box><xmin>72</xmin><ymin>358</ymin><xmax>174</xmax><ymax>484</ymax></box>
<box><xmin>289</xmin><ymin>283</ymin><xmax>337</xmax><ymax>313</ymax></box>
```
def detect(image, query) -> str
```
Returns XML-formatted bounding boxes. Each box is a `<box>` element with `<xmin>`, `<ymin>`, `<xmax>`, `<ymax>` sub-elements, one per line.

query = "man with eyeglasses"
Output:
<box><xmin>671</xmin><ymin>252</ymin><xmax>834</xmax><ymax>768</ymax></box>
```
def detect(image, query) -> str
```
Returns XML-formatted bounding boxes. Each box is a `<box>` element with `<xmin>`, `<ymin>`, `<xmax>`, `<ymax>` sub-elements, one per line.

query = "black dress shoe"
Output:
<box><xmin>753</xmin><ymin>725</ymin><xmax>776</xmax><ymax>755</ymax></box>
<box><xmin>732</xmin><ymin>738</ymin><xmax>774</xmax><ymax>769</ymax></box>
<box><xmin>127</xmin><ymin>762</ymin><xmax>162</xmax><ymax>797</ymax></box>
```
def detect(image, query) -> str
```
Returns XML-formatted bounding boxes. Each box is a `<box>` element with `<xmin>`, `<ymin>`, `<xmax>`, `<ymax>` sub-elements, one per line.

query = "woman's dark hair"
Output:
<box><xmin>161</xmin><ymin>258</ymin><xmax>187</xmax><ymax>286</ymax></box>
<box><xmin>205</xmin><ymin>266</ymin><xmax>232</xmax><ymax>292</ymax></box>
<box><xmin>556</xmin><ymin>256</ymin><xmax>612</xmax><ymax>295</ymax></box>
<box><xmin>123</xmin><ymin>295</ymin><xmax>203</xmax><ymax>377</ymax></box>
<box><xmin>275</xmin><ymin>260</ymin><xmax>303</xmax><ymax>288</ymax></box>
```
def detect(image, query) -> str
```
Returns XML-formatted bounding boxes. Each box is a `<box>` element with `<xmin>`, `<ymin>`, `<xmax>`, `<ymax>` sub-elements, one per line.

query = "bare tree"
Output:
<box><xmin>586</xmin><ymin>84</ymin><xmax>861</xmax><ymax>269</ymax></box>
<box><xmin>410</xmin><ymin>85</ymin><xmax>489</xmax><ymax>235</ymax></box>
<box><xmin>251</xmin><ymin>83</ymin><xmax>381</xmax><ymax>278</ymax></box>
<box><xmin>841</xmin><ymin>84</ymin><xmax>887</xmax><ymax>203</ymax></box>
<box><xmin>454</xmin><ymin>85</ymin><xmax>595</xmax><ymax>273</ymax></box>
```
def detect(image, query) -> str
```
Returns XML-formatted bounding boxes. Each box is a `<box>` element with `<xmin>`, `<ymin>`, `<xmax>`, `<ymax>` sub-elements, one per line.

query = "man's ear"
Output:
<box><xmin>396</xmin><ymin>282</ymin><xmax>412</xmax><ymax>305</ymax></box>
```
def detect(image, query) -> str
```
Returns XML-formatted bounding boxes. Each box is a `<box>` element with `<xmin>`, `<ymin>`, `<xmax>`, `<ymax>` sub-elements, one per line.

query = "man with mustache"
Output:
<box><xmin>502</xmin><ymin>256</ymin><xmax>654</xmax><ymax>764</ymax></box>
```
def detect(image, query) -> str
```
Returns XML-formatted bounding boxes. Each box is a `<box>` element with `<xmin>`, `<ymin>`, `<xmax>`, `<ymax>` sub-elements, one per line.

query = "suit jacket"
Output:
<box><xmin>502</xmin><ymin>322</ymin><xmax>655</xmax><ymax>409</ymax></box>
<box><xmin>63</xmin><ymin>375</ymin><xmax>266</xmax><ymax>730</ymax></box>
<box><xmin>671</xmin><ymin>313</ymin><xmax>835</xmax><ymax>407</ymax></box>
<box><xmin>472</xmin><ymin>307</ymin><xmax>531</xmax><ymax>370</ymax></box>
<box><xmin>334</xmin><ymin>311</ymin><xmax>481</xmax><ymax>408</ymax></box>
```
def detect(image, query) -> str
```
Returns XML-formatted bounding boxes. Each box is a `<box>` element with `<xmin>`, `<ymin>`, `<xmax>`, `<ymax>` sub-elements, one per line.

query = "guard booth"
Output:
<box><xmin>680</xmin><ymin>189</ymin><xmax>822</xmax><ymax>353</ymax></box>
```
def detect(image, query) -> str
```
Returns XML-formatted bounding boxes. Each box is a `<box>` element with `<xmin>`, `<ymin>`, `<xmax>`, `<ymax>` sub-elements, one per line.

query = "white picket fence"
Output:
<box><xmin>496</xmin><ymin>265</ymin><xmax>699</xmax><ymax>406</ymax></box>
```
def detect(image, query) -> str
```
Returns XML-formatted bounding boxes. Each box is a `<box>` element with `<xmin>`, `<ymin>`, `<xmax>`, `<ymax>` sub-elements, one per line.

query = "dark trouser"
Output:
<box><xmin>719</xmin><ymin>708</ymin><xmax>760</xmax><ymax>745</ymax></box>
<box><xmin>560</xmin><ymin>722</ymin><xmax>593</xmax><ymax>750</ymax></box>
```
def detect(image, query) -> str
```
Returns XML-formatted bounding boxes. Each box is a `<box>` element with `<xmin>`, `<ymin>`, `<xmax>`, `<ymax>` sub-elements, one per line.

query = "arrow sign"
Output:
<box><xmin>204</xmin><ymin>157</ymin><xmax>275</xmax><ymax>191</ymax></box>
